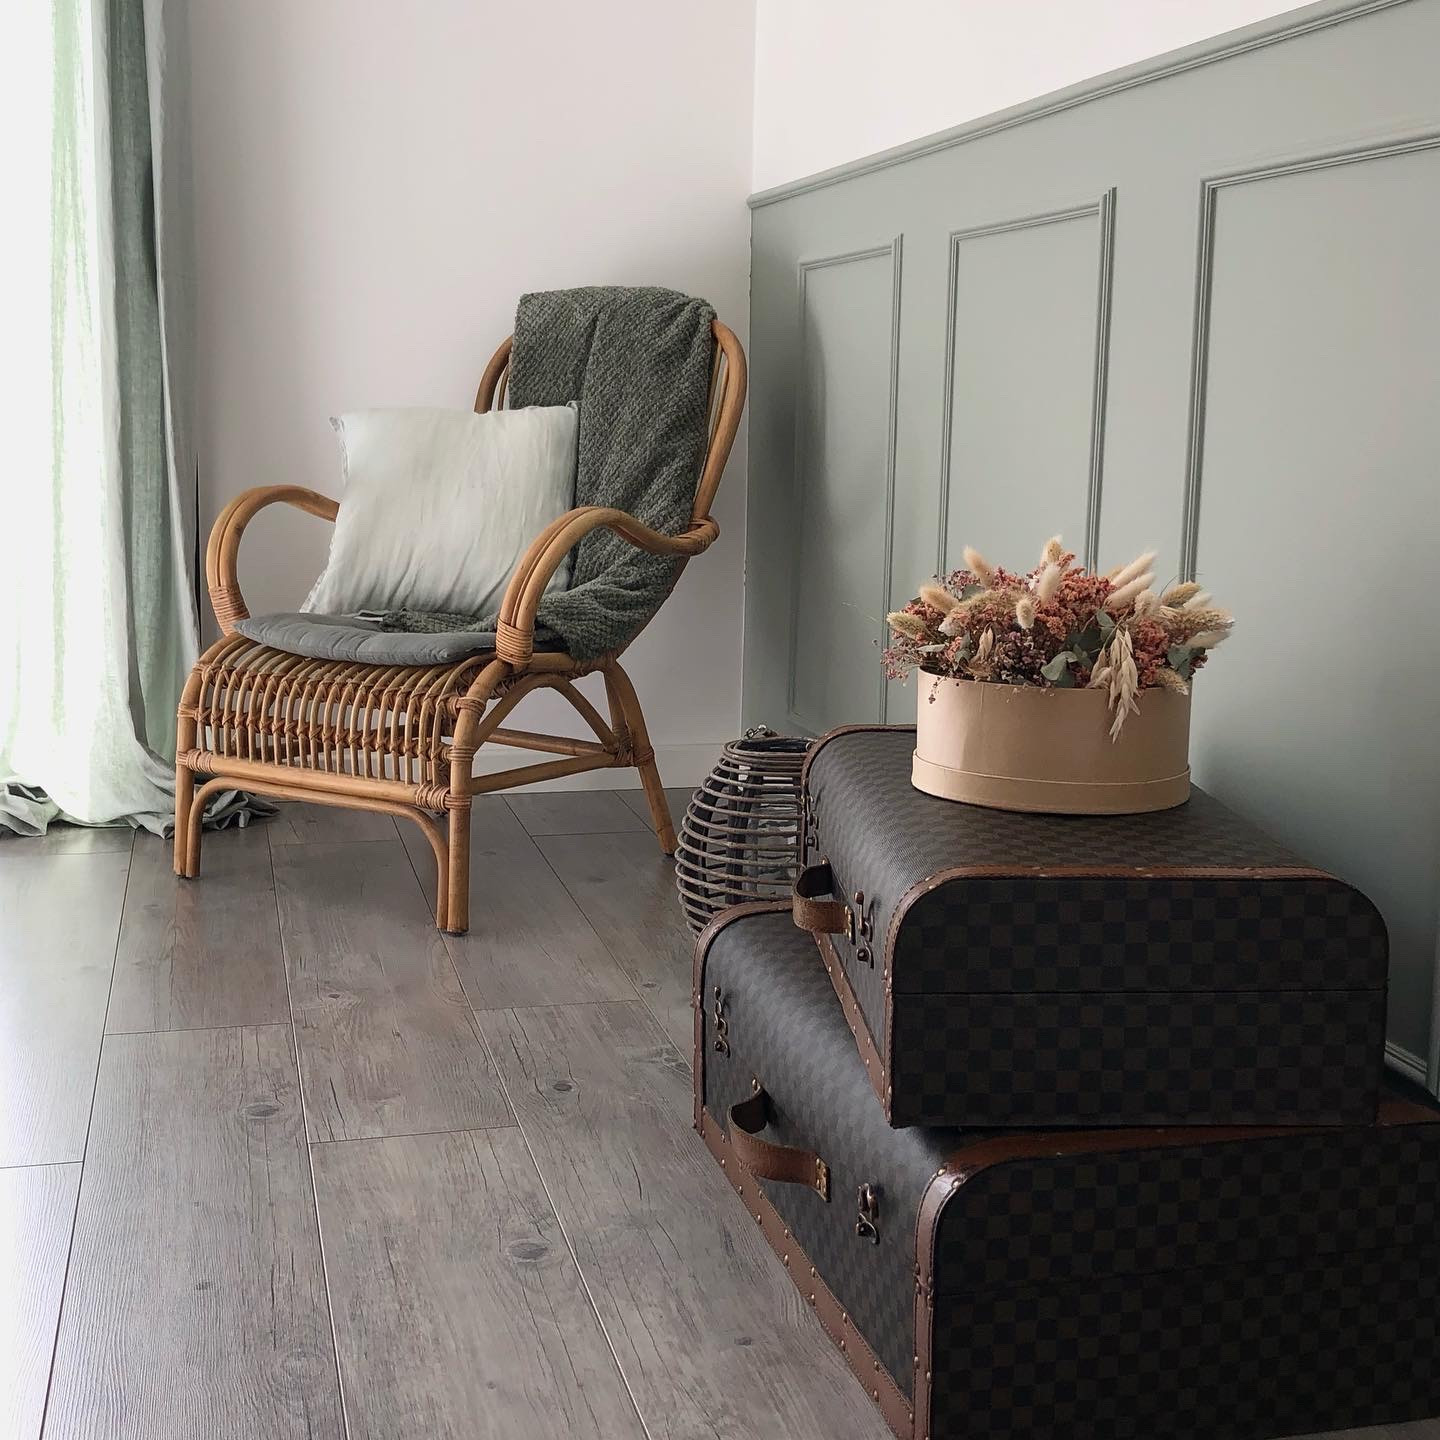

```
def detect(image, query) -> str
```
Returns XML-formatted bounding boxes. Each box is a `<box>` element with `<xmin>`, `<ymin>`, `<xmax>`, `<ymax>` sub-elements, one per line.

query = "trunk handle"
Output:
<box><xmin>792</xmin><ymin>862</ymin><xmax>852</xmax><ymax>939</ymax></box>
<box><xmin>728</xmin><ymin>1082</ymin><xmax>831</xmax><ymax>1201</ymax></box>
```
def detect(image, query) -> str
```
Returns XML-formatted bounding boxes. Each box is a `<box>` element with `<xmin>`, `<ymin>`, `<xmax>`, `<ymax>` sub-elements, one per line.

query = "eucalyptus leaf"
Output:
<box><xmin>959</xmin><ymin>583</ymin><xmax>985</xmax><ymax>599</ymax></box>
<box><xmin>1040</xmin><ymin>650</ymin><xmax>1078</xmax><ymax>682</ymax></box>
<box><xmin>1070</xmin><ymin>622</ymin><xmax>1101</xmax><ymax>661</ymax></box>
<box><xmin>1167</xmin><ymin>643</ymin><xmax>1196</xmax><ymax>680</ymax></box>
<box><xmin>1097</xmin><ymin>610</ymin><xmax>1116</xmax><ymax>637</ymax></box>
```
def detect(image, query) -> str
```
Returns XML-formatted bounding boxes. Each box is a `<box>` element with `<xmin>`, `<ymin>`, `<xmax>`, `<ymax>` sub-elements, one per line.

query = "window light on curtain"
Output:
<box><xmin>0</xmin><ymin>0</ymin><xmax>201</xmax><ymax>837</ymax></box>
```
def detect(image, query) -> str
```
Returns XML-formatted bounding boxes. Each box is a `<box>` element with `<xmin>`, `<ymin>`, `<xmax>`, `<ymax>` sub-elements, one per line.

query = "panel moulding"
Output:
<box><xmin>787</xmin><ymin>237</ymin><xmax>904</xmax><ymax>733</ymax></box>
<box><xmin>935</xmin><ymin>191</ymin><xmax>1116</xmax><ymax>576</ymax></box>
<box><xmin>1179</xmin><ymin>128</ymin><xmax>1440</xmax><ymax>578</ymax></box>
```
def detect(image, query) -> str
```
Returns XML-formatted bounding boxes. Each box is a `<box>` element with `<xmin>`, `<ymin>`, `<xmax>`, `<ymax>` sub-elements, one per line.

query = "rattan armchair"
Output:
<box><xmin>174</xmin><ymin>320</ymin><xmax>746</xmax><ymax>933</ymax></box>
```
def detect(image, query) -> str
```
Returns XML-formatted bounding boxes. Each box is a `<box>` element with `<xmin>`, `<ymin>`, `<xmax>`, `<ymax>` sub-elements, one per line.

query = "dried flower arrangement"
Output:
<box><xmin>885</xmin><ymin>537</ymin><xmax>1233</xmax><ymax>740</ymax></box>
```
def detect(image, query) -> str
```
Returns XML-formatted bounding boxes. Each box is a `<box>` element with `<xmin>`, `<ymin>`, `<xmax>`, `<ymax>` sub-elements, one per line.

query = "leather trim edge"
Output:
<box><xmin>793</xmin><ymin>862</ymin><xmax>851</xmax><ymax>936</ymax></box>
<box><xmin>909</xmin><ymin>1093</ymin><xmax>1440</xmax><ymax>1438</ymax></box>
<box><xmin>816</xmin><ymin>932</ymin><xmax>892</xmax><ymax>1120</ymax></box>
<box><xmin>882</xmin><ymin>862</ymin><xmax>1339</xmax><ymax>986</ymax></box>
<box><xmin>699</xmin><ymin>1105</ymin><xmax>914</xmax><ymax>1440</ymax></box>
<box><xmin>799</xmin><ymin>723</ymin><xmax>914</xmax><ymax>792</ymax></box>
<box><xmin>913</xmin><ymin>1095</ymin><xmax>1440</xmax><ymax>1295</ymax></box>
<box><xmin>692</xmin><ymin>900</ymin><xmax>793</xmax><ymax>1132</ymax></box>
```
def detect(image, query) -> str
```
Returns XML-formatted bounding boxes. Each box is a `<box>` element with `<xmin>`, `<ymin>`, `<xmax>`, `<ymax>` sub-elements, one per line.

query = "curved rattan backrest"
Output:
<box><xmin>473</xmin><ymin>318</ymin><xmax>746</xmax><ymax>526</ymax></box>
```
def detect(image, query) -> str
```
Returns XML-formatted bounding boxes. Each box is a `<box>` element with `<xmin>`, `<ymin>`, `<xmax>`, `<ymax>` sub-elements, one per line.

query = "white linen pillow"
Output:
<box><xmin>303</xmin><ymin>404</ymin><xmax>578</xmax><ymax>620</ymax></box>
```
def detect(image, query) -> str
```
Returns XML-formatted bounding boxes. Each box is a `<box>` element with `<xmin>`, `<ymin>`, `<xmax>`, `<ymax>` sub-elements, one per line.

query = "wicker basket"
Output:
<box><xmin>675</xmin><ymin>727</ymin><xmax>810</xmax><ymax>933</ymax></box>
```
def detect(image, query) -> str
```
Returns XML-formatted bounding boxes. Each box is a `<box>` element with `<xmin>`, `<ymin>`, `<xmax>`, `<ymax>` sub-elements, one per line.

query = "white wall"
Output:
<box><xmin>190</xmin><ymin>0</ymin><xmax>755</xmax><ymax>787</ymax></box>
<box><xmin>752</xmin><ymin>0</ymin><xmax>1308</xmax><ymax>191</ymax></box>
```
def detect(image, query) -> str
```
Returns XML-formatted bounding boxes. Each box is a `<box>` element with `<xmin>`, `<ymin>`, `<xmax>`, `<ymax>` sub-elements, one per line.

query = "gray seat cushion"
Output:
<box><xmin>235</xmin><ymin>612</ymin><xmax>550</xmax><ymax>665</ymax></box>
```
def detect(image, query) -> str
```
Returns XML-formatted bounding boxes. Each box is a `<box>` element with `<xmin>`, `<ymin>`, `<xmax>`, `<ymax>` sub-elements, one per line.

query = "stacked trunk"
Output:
<box><xmin>692</xmin><ymin>724</ymin><xmax>1440</xmax><ymax>1440</ymax></box>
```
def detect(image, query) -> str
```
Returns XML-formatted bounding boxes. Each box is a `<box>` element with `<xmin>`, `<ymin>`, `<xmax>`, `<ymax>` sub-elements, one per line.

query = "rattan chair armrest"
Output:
<box><xmin>494</xmin><ymin>505</ymin><xmax>719</xmax><ymax>666</ymax></box>
<box><xmin>205</xmin><ymin>485</ymin><xmax>339</xmax><ymax>634</ymax></box>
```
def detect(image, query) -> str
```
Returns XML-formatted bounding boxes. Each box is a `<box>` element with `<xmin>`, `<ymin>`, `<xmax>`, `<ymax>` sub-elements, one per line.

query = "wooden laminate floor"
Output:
<box><xmin>0</xmin><ymin>794</ymin><xmax>1434</xmax><ymax>1440</ymax></box>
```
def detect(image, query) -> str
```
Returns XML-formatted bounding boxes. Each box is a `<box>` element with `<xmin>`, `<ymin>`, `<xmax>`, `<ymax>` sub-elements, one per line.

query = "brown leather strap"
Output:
<box><xmin>728</xmin><ymin>1087</ymin><xmax>831</xmax><ymax>1201</ymax></box>
<box><xmin>792</xmin><ymin>863</ymin><xmax>851</xmax><ymax>938</ymax></box>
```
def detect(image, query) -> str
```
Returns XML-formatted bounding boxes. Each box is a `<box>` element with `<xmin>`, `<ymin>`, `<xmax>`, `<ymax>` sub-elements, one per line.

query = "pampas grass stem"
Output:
<box><xmin>919</xmin><ymin>583</ymin><xmax>957</xmax><ymax>614</ymax></box>
<box><xmin>1161</xmin><ymin>581</ymin><xmax>1201</xmax><ymax>607</ymax></box>
<box><xmin>962</xmin><ymin>546</ymin><xmax>997</xmax><ymax>587</ymax></box>
<box><xmin>1104</xmin><ymin>573</ymin><xmax>1156</xmax><ymax>612</ymax></box>
<box><xmin>1108</xmin><ymin>551</ymin><xmax>1157</xmax><ymax>591</ymax></box>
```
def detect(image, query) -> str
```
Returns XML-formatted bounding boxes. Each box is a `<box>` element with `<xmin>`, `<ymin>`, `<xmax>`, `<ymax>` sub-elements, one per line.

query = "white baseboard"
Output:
<box><xmin>469</xmin><ymin>740</ymin><xmax>723</xmax><ymax>793</ymax></box>
<box><xmin>1384</xmin><ymin>1039</ymin><xmax>1429</xmax><ymax>1088</ymax></box>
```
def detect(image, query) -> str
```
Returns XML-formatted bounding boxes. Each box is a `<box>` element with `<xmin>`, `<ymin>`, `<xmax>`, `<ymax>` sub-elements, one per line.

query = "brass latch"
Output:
<box><xmin>712</xmin><ymin>986</ymin><xmax>730</xmax><ymax>1056</ymax></box>
<box><xmin>855</xmin><ymin>1182</ymin><xmax>880</xmax><ymax>1243</ymax></box>
<box><xmin>853</xmin><ymin>891</ymin><xmax>875</xmax><ymax>967</ymax></box>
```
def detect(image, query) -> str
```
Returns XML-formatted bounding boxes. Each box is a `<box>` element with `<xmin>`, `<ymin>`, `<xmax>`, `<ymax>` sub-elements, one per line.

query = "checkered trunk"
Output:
<box><xmin>697</xmin><ymin>906</ymin><xmax>1440</xmax><ymax>1440</ymax></box>
<box><xmin>803</xmin><ymin>726</ymin><xmax>1388</xmax><ymax>1128</ymax></box>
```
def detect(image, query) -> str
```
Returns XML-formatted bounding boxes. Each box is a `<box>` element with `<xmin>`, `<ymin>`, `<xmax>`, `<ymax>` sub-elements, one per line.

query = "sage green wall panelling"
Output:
<box><xmin>788</xmin><ymin>242</ymin><xmax>902</xmax><ymax>733</ymax></box>
<box><xmin>1183</xmin><ymin>134</ymin><xmax>1440</xmax><ymax>1053</ymax></box>
<box><xmin>938</xmin><ymin>195</ymin><xmax>1114</xmax><ymax>575</ymax></box>
<box><xmin>743</xmin><ymin>0</ymin><xmax>1440</xmax><ymax>1064</ymax></box>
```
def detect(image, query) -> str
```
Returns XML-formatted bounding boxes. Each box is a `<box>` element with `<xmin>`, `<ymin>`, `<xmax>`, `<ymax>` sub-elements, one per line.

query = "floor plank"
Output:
<box><xmin>2</xmin><ymin>1162</ymin><xmax>80</xmax><ymax>1440</ymax></box>
<box><xmin>267</xmin><ymin>802</ymin><xmax>398</xmax><ymax>846</ymax></box>
<box><xmin>0</xmin><ymin>824</ymin><xmax>134</xmax><ymax>857</ymax></box>
<box><xmin>505</xmin><ymin>790</ymin><xmax>645</xmax><ymax>838</ymax></box>
<box><xmin>107</xmin><ymin>829</ymin><xmax>288</xmax><ymax>1034</ymax></box>
<box><xmin>312</xmin><ymin>1128</ymin><xmax>643</xmax><ymax>1440</ymax></box>
<box><xmin>400</xmin><ymin>799</ymin><xmax>638</xmax><ymax>1010</ymax></box>
<box><xmin>43</xmin><ymin>1026</ymin><xmax>344</xmax><ymax>1439</ymax></box>
<box><xmin>481</xmin><ymin>1001</ymin><xmax>893</xmax><ymax>1440</ymax></box>
<box><xmin>618</xmin><ymin>786</ymin><xmax>696</xmax><ymax>833</ymax></box>
<box><xmin>537</xmin><ymin>830</ymin><xmax>695</xmax><ymax>1052</ymax></box>
<box><xmin>272</xmin><ymin>839</ymin><xmax>512</xmax><ymax>1141</ymax></box>
<box><xmin>0</xmin><ymin>852</ymin><xmax>129</xmax><ymax>1167</ymax></box>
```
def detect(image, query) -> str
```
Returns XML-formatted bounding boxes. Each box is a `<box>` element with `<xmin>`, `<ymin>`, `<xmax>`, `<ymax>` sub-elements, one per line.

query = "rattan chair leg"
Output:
<box><xmin>174</xmin><ymin>670</ymin><xmax>202</xmax><ymax>877</ymax></box>
<box><xmin>604</xmin><ymin>659</ymin><xmax>676</xmax><ymax>855</ymax></box>
<box><xmin>444</xmin><ymin>713</ymin><xmax>476</xmax><ymax>934</ymax></box>
<box><xmin>445</xmin><ymin>800</ymin><xmax>471</xmax><ymax>934</ymax></box>
<box><xmin>185</xmin><ymin>784</ymin><xmax>208</xmax><ymax>877</ymax></box>
<box><xmin>174</xmin><ymin>761</ymin><xmax>196</xmax><ymax>877</ymax></box>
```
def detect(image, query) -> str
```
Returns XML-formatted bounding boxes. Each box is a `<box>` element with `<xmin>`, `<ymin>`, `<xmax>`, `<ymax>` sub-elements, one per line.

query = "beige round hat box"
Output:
<box><xmin>911</xmin><ymin>676</ymin><xmax>1191</xmax><ymax>815</ymax></box>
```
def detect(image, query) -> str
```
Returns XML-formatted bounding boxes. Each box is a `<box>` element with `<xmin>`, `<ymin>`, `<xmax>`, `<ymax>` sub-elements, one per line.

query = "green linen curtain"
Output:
<box><xmin>0</xmin><ymin>0</ymin><xmax>201</xmax><ymax>836</ymax></box>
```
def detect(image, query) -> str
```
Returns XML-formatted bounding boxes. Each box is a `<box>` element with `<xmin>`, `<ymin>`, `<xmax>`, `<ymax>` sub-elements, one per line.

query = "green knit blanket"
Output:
<box><xmin>377</xmin><ymin>286</ymin><xmax>716</xmax><ymax>661</ymax></box>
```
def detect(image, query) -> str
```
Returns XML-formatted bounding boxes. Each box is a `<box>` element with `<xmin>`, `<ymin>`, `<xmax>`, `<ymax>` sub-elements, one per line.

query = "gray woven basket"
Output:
<box><xmin>674</xmin><ymin>727</ymin><xmax>811</xmax><ymax>934</ymax></box>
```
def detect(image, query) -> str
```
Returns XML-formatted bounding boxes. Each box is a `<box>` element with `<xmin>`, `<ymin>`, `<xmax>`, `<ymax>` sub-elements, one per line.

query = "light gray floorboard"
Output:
<box><xmin>107</xmin><ymin>828</ymin><xmax>288</xmax><ymax>1033</ymax></box>
<box><xmin>537</xmin><ymin>829</ymin><xmax>695</xmax><ymax>1052</ymax></box>
<box><xmin>267</xmin><ymin>802</ymin><xmax>399</xmax><ymax>846</ymax></box>
<box><xmin>272</xmin><ymin>838</ymin><xmax>512</xmax><ymax>1141</ymax></box>
<box><xmin>43</xmin><ymin>1025</ymin><xmax>344</xmax><ymax>1440</ymax></box>
<box><xmin>481</xmin><ymin>1000</ymin><xmax>893</xmax><ymax>1440</ymax></box>
<box><xmin>312</xmin><ymin>1128</ymin><xmax>643</xmax><ymax>1440</ymax></box>
<box><xmin>505</xmin><ymin>790</ymin><xmax>645</xmax><ymax>837</ymax></box>
<box><xmin>0</xmin><ymin>825</ymin><xmax>134</xmax><ymax>856</ymax></box>
<box><xmin>2</xmin><ymin>1162</ymin><xmax>80</xmax><ymax>1440</ymax></box>
<box><xmin>618</xmin><ymin>785</ymin><xmax>696</xmax><ymax>832</ymax></box>
<box><xmin>0</xmin><ymin>851</ymin><xmax>128</xmax><ymax>1167</ymax></box>
<box><xmin>400</xmin><ymin>799</ymin><xmax>637</xmax><ymax>1010</ymax></box>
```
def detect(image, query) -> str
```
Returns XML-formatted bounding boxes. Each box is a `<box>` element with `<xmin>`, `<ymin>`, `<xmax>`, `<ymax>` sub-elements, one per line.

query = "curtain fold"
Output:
<box><xmin>0</xmin><ymin>0</ymin><xmax>257</xmax><ymax>837</ymax></box>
